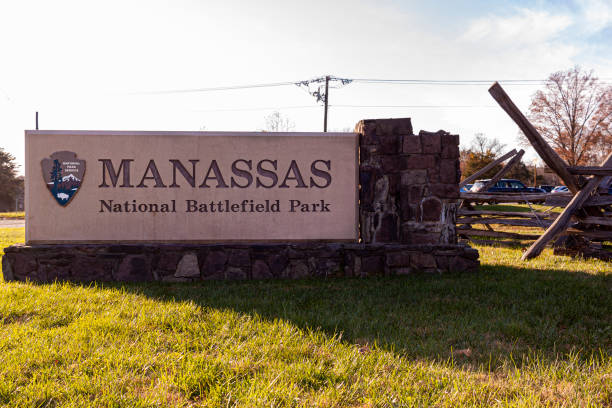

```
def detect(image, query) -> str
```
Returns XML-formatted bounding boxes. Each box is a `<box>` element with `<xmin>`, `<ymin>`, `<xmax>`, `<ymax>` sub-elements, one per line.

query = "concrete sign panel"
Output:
<box><xmin>25</xmin><ymin>131</ymin><xmax>359</xmax><ymax>243</ymax></box>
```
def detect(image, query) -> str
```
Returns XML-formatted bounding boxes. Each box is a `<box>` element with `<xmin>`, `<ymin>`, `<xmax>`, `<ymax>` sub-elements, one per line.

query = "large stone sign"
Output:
<box><xmin>26</xmin><ymin>131</ymin><xmax>359</xmax><ymax>243</ymax></box>
<box><xmin>4</xmin><ymin>119</ymin><xmax>479</xmax><ymax>283</ymax></box>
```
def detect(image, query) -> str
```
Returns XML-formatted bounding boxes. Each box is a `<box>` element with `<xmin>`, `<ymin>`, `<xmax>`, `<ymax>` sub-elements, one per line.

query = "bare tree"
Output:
<box><xmin>526</xmin><ymin>66</ymin><xmax>612</xmax><ymax>166</ymax></box>
<box><xmin>263</xmin><ymin>111</ymin><xmax>295</xmax><ymax>132</ymax></box>
<box><xmin>470</xmin><ymin>133</ymin><xmax>506</xmax><ymax>156</ymax></box>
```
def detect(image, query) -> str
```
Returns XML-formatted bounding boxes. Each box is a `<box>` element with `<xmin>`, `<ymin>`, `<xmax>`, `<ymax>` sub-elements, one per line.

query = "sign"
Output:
<box><xmin>26</xmin><ymin>131</ymin><xmax>359</xmax><ymax>243</ymax></box>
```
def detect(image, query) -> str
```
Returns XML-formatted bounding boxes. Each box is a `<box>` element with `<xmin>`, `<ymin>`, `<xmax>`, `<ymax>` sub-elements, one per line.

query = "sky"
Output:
<box><xmin>1</xmin><ymin>0</ymin><xmax>611</xmax><ymax>174</ymax></box>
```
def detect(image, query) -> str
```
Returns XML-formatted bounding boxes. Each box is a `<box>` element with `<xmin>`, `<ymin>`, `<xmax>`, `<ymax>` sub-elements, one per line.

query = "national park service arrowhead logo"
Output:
<box><xmin>41</xmin><ymin>151</ymin><xmax>86</xmax><ymax>207</ymax></box>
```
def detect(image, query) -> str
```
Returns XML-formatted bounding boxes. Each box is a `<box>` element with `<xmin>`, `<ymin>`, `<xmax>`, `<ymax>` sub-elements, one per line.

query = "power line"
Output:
<box><xmin>352</xmin><ymin>78</ymin><xmax>612</xmax><ymax>85</ymax></box>
<box><xmin>191</xmin><ymin>105</ymin><xmax>320</xmax><ymax>112</ymax></box>
<box><xmin>331</xmin><ymin>104</ymin><xmax>498</xmax><ymax>108</ymax></box>
<box><xmin>131</xmin><ymin>81</ymin><xmax>296</xmax><ymax>95</ymax></box>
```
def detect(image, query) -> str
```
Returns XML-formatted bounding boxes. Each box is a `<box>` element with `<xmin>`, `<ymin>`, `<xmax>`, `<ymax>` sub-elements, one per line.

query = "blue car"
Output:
<box><xmin>470</xmin><ymin>179</ymin><xmax>546</xmax><ymax>194</ymax></box>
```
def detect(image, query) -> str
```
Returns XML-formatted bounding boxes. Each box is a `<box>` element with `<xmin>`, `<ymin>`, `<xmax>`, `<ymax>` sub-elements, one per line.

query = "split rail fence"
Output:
<box><xmin>457</xmin><ymin>83</ymin><xmax>611</xmax><ymax>261</ymax></box>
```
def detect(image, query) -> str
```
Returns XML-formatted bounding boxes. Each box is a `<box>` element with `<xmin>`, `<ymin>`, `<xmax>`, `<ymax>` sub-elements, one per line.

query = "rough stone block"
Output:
<box><xmin>374</xmin><ymin>214</ymin><xmax>399</xmax><ymax>243</ymax></box>
<box><xmin>376</xmin><ymin>118</ymin><xmax>413</xmax><ymax>135</ymax></box>
<box><xmin>268</xmin><ymin>252</ymin><xmax>289</xmax><ymax>277</ymax></box>
<box><xmin>71</xmin><ymin>256</ymin><xmax>114</xmax><ymax>282</ymax></box>
<box><xmin>440</xmin><ymin>159</ymin><xmax>459</xmax><ymax>184</ymax></box>
<box><xmin>402</xmin><ymin>135</ymin><xmax>421</xmax><ymax>153</ymax></box>
<box><xmin>202</xmin><ymin>250</ymin><xmax>228</xmax><ymax>277</ymax></box>
<box><xmin>428</xmin><ymin>183</ymin><xmax>460</xmax><ymax>199</ymax></box>
<box><xmin>378</xmin><ymin>135</ymin><xmax>402</xmax><ymax>154</ymax></box>
<box><xmin>387</xmin><ymin>173</ymin><xmax>400</xmax><ymax>195</ymax></box>
<box><xmin>420</xmin><ymin>131</ymin><xmax>442</xmax><ymax>153</ymax></box>
<box><xmin>402</xmin><ymin>155</ymin><xmax>436</xmax><ymax>170</ymax></box>
<box><xmin>381</xmin><ymin>156</ymin><xmax>403</xmax><ymax>173</ymax></box>
<box><xmin>411</xmin><ymin>252</ymin><xmax>437</xmax><ymax>269</ymax></box>
<box><xmin>115</xmin><ymin>255</ymin><xmax>152</xmax><ymax>282</ymax></box>
<box><xmin>285</xmin><ymin>260</ymin><xmax>310</xmax><ymax>279</ymax></box>
<box><xmin>252</xmin><ymin>260</ymin><xmax>273</xmax><ymax>279</ymax></box>
<box><xmin>226</xmin><ymin>266</ymin><xmax>247</xmax><ymax>280</ymax></box>
<box><xmin>421</xmin><ymin>197</ymin><xmax>442</xmax><ymax>221</ymax></box>
<box><xmin>228</xmin><ymin>249</ymin><xmax>250</xmax><ymax>267</ymax></box>
<box><xmin>361</xmin><ymin>256</ymin><xmax>384</xmax><ymax>275</ymax></box>
<box><xmin>359</xmin><ymin>121</ymin><xmax>379</xmax><ymax>145</ymax></box>
<box><xmin>386</xmin><ymin>251</ymin><xmax>411</xmax><ymax>267</ymax></box>
<box><xmin>441</xmin><ymin>135</ymin><xmax>460</xmax><ymax>159</ymax></box>
<box><xmin>175</xmin><ymin>252</ymin><xmax>200</xmax><ymax>278</ymax></box>
<box><xmin>157</xmin><ymin>250</ymin><xmax>182</xmax><ymax>272</ymax></box>
<box><xmin>401</xmin><ymin>170</ymin><xmax>427</xmax><ymax>186</ymax></box>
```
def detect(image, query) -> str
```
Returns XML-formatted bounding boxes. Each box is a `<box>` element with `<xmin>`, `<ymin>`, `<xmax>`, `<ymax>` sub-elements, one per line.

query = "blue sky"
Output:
<box><xmin>0</xmin><ymin>0</ymin><xmax>611</xmax><ymax>173</ymax></box>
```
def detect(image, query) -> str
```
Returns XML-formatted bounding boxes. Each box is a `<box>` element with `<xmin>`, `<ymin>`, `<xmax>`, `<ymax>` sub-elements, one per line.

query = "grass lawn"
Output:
<box><xmin>0</xmin><ymin>228</ymin><xmax>611</xmax><ymax>407</ymax></box>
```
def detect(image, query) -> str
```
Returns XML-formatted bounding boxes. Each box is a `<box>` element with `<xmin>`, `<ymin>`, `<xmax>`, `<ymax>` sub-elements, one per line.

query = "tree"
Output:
<box><xmin>263</xmin><ymin>111</ymin><xmax>295</xmax><ymax>132</ymax></box>
<box><xmin>0</xmin><ymin>148</ymin><xmax>21</xmax><ymax>211</ymax></box>
<box><xmin>526</xmin><ymin>66</ymin><xmax>612</xmax><ymax>166</ymax></box>
<box><xmin>50</xmin><ymin>159</ymin><xmax>62</xmax><ymax>194</ymax></box>
<box><xmin>460</xmin><ymin>134</ymin><xmax>506</xmax><ymax>180</ymax></box>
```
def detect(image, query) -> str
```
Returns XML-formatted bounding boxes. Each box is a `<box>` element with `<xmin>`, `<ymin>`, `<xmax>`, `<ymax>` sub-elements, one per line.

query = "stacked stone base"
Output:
<box><xmin>2</xmin><ymin>243</ymin><xmax>479</xmax><ymax>283</ymax></box>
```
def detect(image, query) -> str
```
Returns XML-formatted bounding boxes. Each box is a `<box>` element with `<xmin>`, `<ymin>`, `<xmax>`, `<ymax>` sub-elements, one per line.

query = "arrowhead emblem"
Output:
<box><xmin>41</xmin><ymin>151</ymin><xmax>86</xmax><ymax>207</ymax></box>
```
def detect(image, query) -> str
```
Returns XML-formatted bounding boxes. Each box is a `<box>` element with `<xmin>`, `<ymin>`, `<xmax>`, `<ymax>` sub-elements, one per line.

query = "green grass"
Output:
<box><xmin>0</xmin><ymin>228</ymin><xmax>611</xmax><ymax>407</ymax></box>
<box><xmin>0</xmin><ymin>212</ymin><xmax>24</xmax><ymax>219</ymax></box>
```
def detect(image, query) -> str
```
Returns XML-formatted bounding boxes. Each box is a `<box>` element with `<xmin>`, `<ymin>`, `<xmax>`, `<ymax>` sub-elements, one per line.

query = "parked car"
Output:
<box><xmin>538</xmin><ymin>185</ymin><xmax>554</xmax><ymax>193</ymax></box>
<box><xmin>551</xmin><ymin>185</ymin><xmax>569</xmax><ymax>193</ymax></box>
<box><xmin>460</xmin><ymin>183</ymin><xmax>473</xmax><ymax>192</ymax></box>
<box><xmin>470</xmin><ymin>179</ymin><xmax>546</xmax><ymax>193</ymax></box>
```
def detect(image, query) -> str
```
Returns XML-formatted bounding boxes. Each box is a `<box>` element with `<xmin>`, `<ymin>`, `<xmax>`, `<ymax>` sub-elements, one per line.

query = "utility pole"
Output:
<box><xmin>35</xmin><ymin>111</ymin><xmax>39</xmax><ymax>130</ymax></box>
<box><xmin>295</xmin><ymin>75</ymin><xmax>352</xmax><ymax>133</ymax></box>
<box><xmin>323</xmin><ymin>75</ymin><xmax>329</xmax><ymax>132</ymax></box>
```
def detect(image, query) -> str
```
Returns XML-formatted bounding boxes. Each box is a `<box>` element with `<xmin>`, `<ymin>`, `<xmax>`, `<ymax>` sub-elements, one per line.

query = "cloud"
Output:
<box><xmin>461</xmin><ymin>8</ymin><xmax>573</xmax><ymax>45</ymax></box>
<box><xmin>580</xmin><ymin>0</ymin><xmax>612</xmax><ymax>33</ymax></box>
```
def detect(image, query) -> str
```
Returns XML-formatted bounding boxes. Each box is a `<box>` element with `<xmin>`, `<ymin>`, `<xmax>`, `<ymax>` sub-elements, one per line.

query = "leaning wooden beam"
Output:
<box><xmin>488</xmin><ymin>82</ymin><xmax>580</xmax><ymax>193</ymax></box>
<box><xmin>568</xmin><ymin>166</ymin><xmax>612</xmax><ymax>176</ymax></box>
<box><xmin>522</xmin><ymin>152</ymin><xmax>612</xmax><ymax>260</ymax></box>
<box><xmin>598</xmin><ymin>176</ymin><xmax>611</xmax><ymax>194</ymax></box>
<box><xmin>459</xmin><ymin>149</ymin><xmax>518</xmax><ymax>188</ymax></box>
<box><xmin>476</xmin><ymin>149</ymin><xmax>525</xmax><ymax>192</ymax></box>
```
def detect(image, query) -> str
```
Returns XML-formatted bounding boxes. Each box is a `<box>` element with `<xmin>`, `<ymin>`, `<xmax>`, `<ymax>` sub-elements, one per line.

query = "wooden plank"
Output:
<box><xmin>475</xmin><ymin>149</ymin><xmax>525</xmax><ymax>192</ymax></box>
<box><xmin>565</xmin><ymin>229</ymin><xmax>612</xmax><ymax>240</ymax></box>
<box><xmin>457</xmin><ymin>209</ymin><xmax>557</xmax><ymax>219</ymax></box>
<box><xmin>461</xmin><ymin>192</ymin><xmax>548</xmax><ymax>202</ymax></box>
<box><xmin>459</xmin><ymin>149</ymin><xmax>518</xmax><ymax>188</ymax></box>
<box><xmin>457</xmin><ymin>217</ymin><xmax>553</xmax><ymax>227</ymax></box>
<box><xmin>571</xmin><ymin>216</ymin><xmax>612</xmax><ymax>227</ymax></box>
<box><xmin>457</xmin><ymin>228</ymin><xmax>541</xmax><ymax>240</ymax></box>
<box><xmin>598</xmin><ymin>176</ymin><xmax>611</xmax><ymax>194</ymax></box>
<box><xmin>522</xmin><ymin>152</ymin><xmax>612</xmax><ymax>260</ymax></box>
<box><xmin>545</xmin><ymin>193</ymin><xmax>612</xmax><ymax>207</ymax></box>
<box><xmin>568</xmin><ymin>166</ymin><xmax>612</xmax><ymax>176</ymax></box>
<box><xmin>488</xmin><ymin>82</ymin><xmax>579</xmax><ymax>193</ymax></box>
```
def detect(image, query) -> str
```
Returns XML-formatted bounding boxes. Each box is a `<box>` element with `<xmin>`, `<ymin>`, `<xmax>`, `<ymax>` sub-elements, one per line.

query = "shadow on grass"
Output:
<box><xmin>116</xmin><ymin>264</ymin><xmax>611</xmax><ymax>367</ymax></box>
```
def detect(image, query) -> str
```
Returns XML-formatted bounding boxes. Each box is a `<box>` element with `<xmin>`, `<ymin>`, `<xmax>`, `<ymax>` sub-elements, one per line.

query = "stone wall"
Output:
<box><xmin>2</xmin><ymin>117</ymin><xmax>479</xmax><ymax>283</ymax></box>
<box><xmin>357</xmin><ymin>118</ymin><xmax>460</xmax><ymax>245</ymax></box>
<box><xmin>2</xmin><ymin>243</ymin><xmax>479</xmax><ymax>283</ymax></box>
